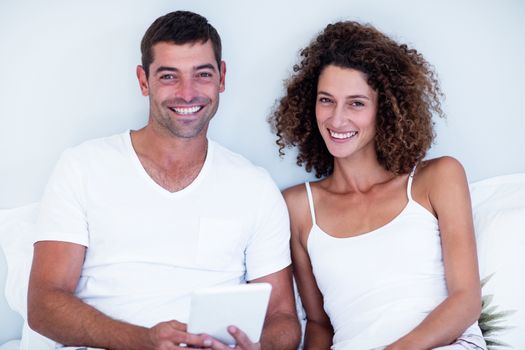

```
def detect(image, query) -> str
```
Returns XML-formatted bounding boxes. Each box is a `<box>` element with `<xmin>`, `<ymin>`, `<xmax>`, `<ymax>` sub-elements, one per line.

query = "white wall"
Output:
<box><xmin>1</xmin><ymin>0</ymin><xmax>524</xmax><ymax>208</ymax></box>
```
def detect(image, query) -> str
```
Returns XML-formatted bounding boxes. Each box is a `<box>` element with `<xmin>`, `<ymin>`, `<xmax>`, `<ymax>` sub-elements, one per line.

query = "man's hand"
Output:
<box><xmin>149</xmin><ymin>320</ymin><xmax>213</xmax><ymax>350</ymax></box>
<box><xmin>206</xmin><ymin>326</ymin><xmax>260</xmax><ymax>350</ymax></box>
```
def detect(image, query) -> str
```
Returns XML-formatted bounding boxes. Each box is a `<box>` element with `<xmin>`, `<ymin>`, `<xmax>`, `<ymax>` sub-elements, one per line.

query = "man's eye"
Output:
<box><xmin>160</xmin><ymin>74</ymin><xmax>175</xmax><ymax>80</ymax></box>
<box><xmin>198</xmin><ymin>72</ymin><xmax>212</xmax><ymax>78</ymax></box>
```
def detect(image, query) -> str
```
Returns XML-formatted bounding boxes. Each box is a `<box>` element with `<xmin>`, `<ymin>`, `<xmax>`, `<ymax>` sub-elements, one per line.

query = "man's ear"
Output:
<box><xmin>219</xmin><ymin>61</ymin><xmax>226</xmax><ymax>93</ymax></box>
<box><xmin>136</xmin><ymin>65</ymin><xmax>149</xmax><ymax>96</ymax></box>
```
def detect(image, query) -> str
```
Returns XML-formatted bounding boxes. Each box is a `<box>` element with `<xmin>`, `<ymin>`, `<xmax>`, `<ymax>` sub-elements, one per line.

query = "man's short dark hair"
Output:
<box><xmin>141</xmin><ymin>11</ymin><xmax>222</xmax><ymax>77</ymax></box>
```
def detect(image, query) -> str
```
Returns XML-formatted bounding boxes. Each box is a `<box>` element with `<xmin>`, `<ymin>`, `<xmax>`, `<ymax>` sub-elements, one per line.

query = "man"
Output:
<box><xmin>27</xmin><ymin>11</ymin><xmax>300</xmax><ymax>350</ymax></box>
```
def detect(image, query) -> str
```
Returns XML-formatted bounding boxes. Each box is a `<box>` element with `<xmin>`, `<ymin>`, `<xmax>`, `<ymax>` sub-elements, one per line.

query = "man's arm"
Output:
<box><xmin>254</xmin><ymin>266</ymin><xmax>301</xmax><ymax>350</ymax></box>
<box><xmin>28</xmin><ymin>241</ymin><xmax>209</xmax><ymax>350</ymax></box>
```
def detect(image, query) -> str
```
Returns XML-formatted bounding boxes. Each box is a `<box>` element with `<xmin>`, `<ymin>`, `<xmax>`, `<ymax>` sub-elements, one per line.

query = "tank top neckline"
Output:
<box><xmin>305</xmin><ymin>168</ymin><xmax>435</xmax><ymax>241</ymax></box>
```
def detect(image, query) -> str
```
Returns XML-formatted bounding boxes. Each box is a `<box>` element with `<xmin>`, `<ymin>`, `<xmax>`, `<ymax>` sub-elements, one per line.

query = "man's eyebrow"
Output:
<box><xmin>154</xmin><ymin>64</ymin><xmax>217</xmax><ymax>74</ymax></box>
<box><xmin>155</xmin><ymin>66</ymin><xmax>178</xmax><ymax>74</ymax></box>
<box><xmin>195</xmin><ymin>63</ymin><xmax>217</xmax><ymax>71</ymax></box>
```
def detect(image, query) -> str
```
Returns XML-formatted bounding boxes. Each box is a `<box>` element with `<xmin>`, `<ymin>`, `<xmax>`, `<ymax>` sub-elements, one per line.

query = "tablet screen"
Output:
<box><xmin>187</xmin><ymin>283</ymin><xmax>272</xmax><ymax>345</ymax></box>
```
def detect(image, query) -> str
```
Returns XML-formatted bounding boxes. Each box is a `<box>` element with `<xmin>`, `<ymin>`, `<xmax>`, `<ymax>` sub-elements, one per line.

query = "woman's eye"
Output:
<box><xmin>351</xmin><ymin>101</ymin><xmax>365</xmax><ymax>107</ymax></box>
<box><xmin>319</xmin><ymin>97</ymin><xmax>332</xmax><ymax>104</ymax></box>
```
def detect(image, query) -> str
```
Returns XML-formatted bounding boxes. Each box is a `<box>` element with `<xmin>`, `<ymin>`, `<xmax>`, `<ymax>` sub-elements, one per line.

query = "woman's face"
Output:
<box><xmin>315</xmin><ymin>65</ymin><xmax>378</xmax><ymax>160</ymax></box>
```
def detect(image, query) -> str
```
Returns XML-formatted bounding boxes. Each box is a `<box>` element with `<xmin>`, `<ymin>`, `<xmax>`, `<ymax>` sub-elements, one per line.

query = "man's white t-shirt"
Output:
<box><xmin>36</xmin><ymin>131</ymin><xmax>291</xmax><ymax>328</ymax></box>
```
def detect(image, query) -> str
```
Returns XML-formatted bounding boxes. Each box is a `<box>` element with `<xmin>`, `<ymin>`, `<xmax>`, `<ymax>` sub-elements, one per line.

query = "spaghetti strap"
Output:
<box><xmin>304</xmin><ymin>182</ymin><xmax>317</xmax><ymax>225</ymax></box>
<box><xmin>406</xmin><ymin>165</ymin><xmax>417</xmax><ymax>201</ymax></box>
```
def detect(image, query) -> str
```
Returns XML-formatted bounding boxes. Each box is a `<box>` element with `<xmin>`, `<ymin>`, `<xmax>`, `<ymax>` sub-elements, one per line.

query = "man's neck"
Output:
<box><xmin>130</xmin><ymin>126</ymin><xmax>209</xmax><ymax>192</ymax></box>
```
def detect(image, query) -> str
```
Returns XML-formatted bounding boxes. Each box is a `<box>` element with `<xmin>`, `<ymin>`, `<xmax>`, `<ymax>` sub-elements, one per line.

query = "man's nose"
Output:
<box><xmin>177</xmin><ymin>78</ymin><xmax>197</xmax><ymax>102</ymax></box>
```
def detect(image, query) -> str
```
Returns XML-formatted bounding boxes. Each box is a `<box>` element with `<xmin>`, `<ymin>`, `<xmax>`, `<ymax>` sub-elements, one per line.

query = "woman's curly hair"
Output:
<box><xmin>269</xmin><ymin>21</ymin><xmax>444</xmax><ymax>178</ymax></box>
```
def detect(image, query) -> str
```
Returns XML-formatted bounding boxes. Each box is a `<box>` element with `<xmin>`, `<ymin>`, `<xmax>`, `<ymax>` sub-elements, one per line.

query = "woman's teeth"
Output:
<box><xmin>329</xmin><ymin>130</ymin><xmax>358</xmax><ymax>139</ymax></box>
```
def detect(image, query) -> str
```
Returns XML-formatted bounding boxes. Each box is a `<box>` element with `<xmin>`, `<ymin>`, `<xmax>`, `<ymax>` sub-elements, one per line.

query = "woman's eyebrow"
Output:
<box><xmin>317</xmin><ymin>91</ymin><xmax>370</xmax><ymax>100</ymax></box>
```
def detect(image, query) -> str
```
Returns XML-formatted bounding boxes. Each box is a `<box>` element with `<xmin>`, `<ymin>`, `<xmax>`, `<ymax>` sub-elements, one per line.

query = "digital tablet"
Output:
<box><xmin>187</xmin><ymin>283</ymin><xmax>272</xmax><ymax>345</ymax></box>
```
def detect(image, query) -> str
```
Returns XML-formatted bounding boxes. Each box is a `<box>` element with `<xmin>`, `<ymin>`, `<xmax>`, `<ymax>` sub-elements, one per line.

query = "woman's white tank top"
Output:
<box><xmin>305</xmin><ymin>171</ymin><xmax>482</xmax><ymax>349</ymax></box>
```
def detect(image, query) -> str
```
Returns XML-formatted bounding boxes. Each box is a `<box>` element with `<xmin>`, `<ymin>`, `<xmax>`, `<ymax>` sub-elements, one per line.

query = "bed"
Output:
<box><xmin>1</xmin><ymin>174</ymin><xmax>524</xmax><ymax>349</ymax></box>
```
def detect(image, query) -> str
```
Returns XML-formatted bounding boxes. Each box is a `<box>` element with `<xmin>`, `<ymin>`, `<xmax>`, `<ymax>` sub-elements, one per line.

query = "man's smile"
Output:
<box><xmin>169</xmin><ymin>105</ymin><xmax>204</xmax><ymax>115</ymax></box>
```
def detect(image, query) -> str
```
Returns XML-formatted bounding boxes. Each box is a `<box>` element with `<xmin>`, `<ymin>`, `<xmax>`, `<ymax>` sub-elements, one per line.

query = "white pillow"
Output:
<box><xmin>0</xmin><ymin>204</ymin><xmax>55</xmax><ymax>350</ymax></box>
<box><xmin>470</xmin><ymin>173</ymin><xmax>525</xmax><ymax>349</ymax></box>
<box><xmin>0</xmin><ymin>248</ymin><xmax>23</xmax><ymax>345</ymax></box>
<box><xmin>0</xmin><ymin>340</ymin><xmax>21</xmax><ymax>350</ymax></box>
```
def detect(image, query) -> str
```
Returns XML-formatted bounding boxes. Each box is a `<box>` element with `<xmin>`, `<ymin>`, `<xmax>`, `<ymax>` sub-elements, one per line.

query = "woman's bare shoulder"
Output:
<box><xmin>416</xmin><ymin>156</ymin><xmax>469</xmax><ymax>210</ymax></box>
<box><xmin>283</xmin><ymin>183</ymin><xmax>307</xmax><ymax>201</ymax></box>
<box><xmin>418</xmin><ymin>156</ymin><xmax>466</xmax><ymax>182</ymax></box>
<box><xmin>282</xmin><ymin>182</ymin><xmax>313</xmax><ymax>236</ymax></box>
<box><xmin>283</xmin><ymin>183</ymin><xmax>310</xmax><ymax>214</ymax></box>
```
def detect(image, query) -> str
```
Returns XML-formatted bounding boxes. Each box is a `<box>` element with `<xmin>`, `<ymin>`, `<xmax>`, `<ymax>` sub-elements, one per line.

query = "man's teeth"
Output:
<box><xmin>171</xmin><ymin>106</ymin><xmax>202</xmax><ymax>115</ymax></box>
<box><xmin>329</xmin><ymin>130</ymin><xmax>358</xmax><ymax>139</ymax></box>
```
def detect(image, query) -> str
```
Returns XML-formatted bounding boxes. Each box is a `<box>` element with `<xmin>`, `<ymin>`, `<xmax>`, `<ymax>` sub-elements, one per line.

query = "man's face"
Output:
<box><xmin>137</xmin><ymin>41</ymin><xmax>226</xmax><ymax>139</ymax></box>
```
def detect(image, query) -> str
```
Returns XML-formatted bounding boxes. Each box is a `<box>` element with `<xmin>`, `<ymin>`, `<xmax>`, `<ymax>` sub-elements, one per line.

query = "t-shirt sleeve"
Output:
<box><xmin>245</xmin><ymin>171</ymin><xmax>291</xmax><ymax>281</ymax></box>
<box><xmin>36</xmin><ymin>149</ymin><xmax>89</xmax><ymax>247</ymax></box>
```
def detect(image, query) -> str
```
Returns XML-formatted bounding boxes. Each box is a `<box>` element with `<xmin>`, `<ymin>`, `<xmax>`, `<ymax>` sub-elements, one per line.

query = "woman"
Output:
<box><xmin>270</xmin><ymin>21</ymin><xmax>486</xmax><ymax>350</ymax></box>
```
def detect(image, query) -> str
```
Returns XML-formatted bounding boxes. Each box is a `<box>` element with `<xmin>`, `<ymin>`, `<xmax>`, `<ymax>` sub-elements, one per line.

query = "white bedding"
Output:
<box><xmin>1</xmin><ymin>174</ymin><xmax>524</xmax><ymax>349</ymax></box>
<box><xmin>0</xmin><ymin>340</ymin><xmax>20</xmax><ymax>350</ymax></box>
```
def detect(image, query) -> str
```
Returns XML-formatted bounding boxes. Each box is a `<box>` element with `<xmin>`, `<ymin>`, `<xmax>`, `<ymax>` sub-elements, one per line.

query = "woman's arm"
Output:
<box><xmin>283</xmin><ymin>186</ymin><xmax>334</xmax><ymax>349</ymax></box>
<box><xmin>386</xmin><ymin>157</ymin><xmax>482</xmax><ymax>350</ymax></box>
